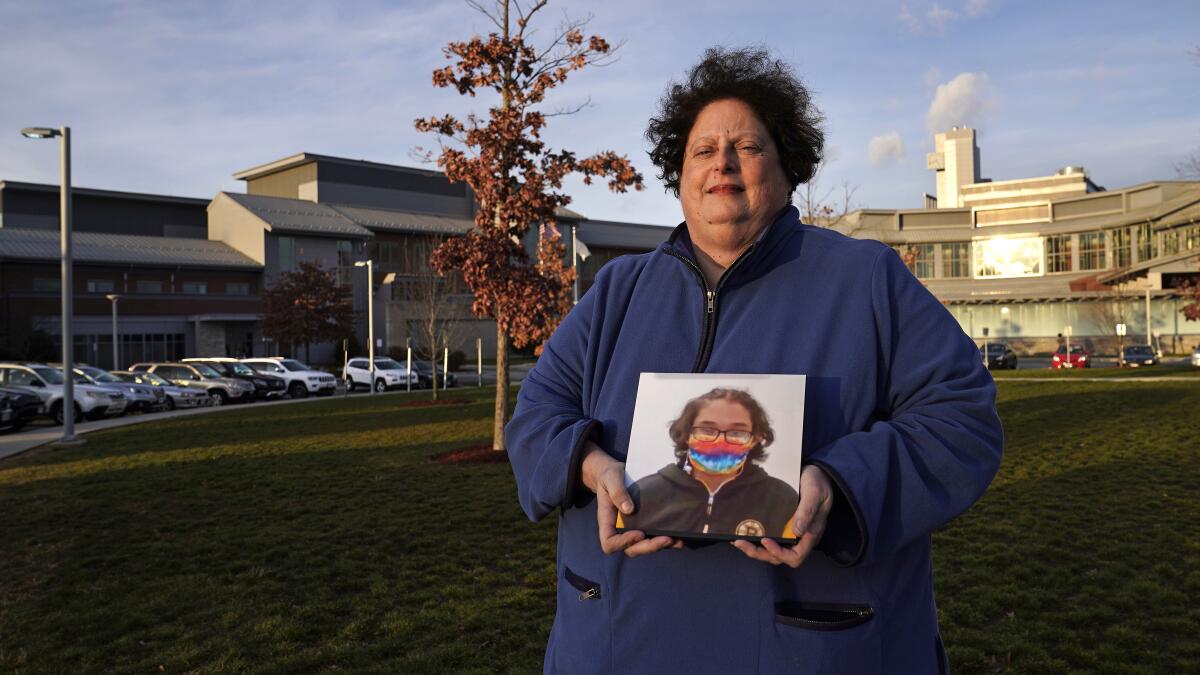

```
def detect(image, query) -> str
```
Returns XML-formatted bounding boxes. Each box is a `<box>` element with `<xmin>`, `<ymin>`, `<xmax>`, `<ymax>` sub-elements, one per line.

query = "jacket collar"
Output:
<box><xmin>659</xmin><ymin>205</ymin><xmax>801</xmax><ymax>288</ymax></box>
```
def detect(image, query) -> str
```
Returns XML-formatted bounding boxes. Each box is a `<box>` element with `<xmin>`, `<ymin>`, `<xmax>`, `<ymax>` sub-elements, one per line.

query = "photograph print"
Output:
<box><xmin>617</xmin><ymin>373</ymin><xmax>806</xmax><ymax>544</ymax></box>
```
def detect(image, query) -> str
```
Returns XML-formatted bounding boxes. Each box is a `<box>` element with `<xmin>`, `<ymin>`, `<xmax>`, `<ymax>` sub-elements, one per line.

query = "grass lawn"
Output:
<box><xmin>1</xmin><ymin>383</ymin><xmax>1198</xmax><ymax>673</ymax></box>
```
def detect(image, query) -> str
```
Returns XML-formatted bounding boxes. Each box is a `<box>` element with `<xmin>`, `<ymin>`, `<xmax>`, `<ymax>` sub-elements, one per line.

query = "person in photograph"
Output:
<box><xmin>505</xmin><ymin>46</ymin><xmax>1003</xmax><ymax>673</ymax></box>
<box><xmin>619</xmin><ymin>388</ymin><xmax>798</xmax><ymax>539</ymax></box>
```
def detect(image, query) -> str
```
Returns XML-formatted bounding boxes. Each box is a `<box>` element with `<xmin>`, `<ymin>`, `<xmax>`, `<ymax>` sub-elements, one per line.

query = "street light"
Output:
<box><xmin>106</xmin><ymin>294</ymin><xmax>120</xmax><ymax>369</ymax></box>
<box><xmin>354</xmin><ymin>260</ymin><xmax>375</xmax><ymax>395</ymax></box>
<box><xmin>22</xmin><ymin>125</ymin><xmax>77</xmax><ymax>442</ymax></box>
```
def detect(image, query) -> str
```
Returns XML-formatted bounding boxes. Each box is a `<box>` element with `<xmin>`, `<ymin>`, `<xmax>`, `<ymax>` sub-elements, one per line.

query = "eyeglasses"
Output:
<box><xmin>691</xmin><ymin>427</ymin><xmax>755</xmax><ymax>445</ymax></box>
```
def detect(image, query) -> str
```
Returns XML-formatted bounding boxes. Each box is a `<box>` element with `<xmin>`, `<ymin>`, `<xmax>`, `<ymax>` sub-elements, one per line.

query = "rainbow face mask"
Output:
<box><xmin>687</xmin><ymin>438</ymin><xmax>752</xmax><ymax>475</ymax></box>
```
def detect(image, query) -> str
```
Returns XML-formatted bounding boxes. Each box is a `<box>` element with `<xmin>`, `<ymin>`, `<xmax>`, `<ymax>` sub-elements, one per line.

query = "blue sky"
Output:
<box><xmin>2</xmin><ymin>0</ymin><xmax>1198</xmax><ymax>227</ymax></box>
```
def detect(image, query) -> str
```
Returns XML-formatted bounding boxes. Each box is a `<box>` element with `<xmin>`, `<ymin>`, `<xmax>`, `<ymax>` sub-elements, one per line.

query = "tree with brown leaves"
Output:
<box><xmin>262</xmin><ymin>261</ymin><xmax>355</xmax><ymax>363</ymax></box>
<box><xmin>416</xmin><ymin>0</ymin><xmax>643</xmax><ymax>451</ymax></box>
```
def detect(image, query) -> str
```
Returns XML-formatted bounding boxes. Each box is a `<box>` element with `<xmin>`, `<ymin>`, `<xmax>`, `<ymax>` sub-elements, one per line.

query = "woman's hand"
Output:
<box><xmin>731</xmin><ymin>464</ymin><xmax>833</xmax><ymax>567</ymax></box>
<box><xmin>581</xmin><ymin>442</ymin><xmax>679</xmax><ymax>557</ymax></box>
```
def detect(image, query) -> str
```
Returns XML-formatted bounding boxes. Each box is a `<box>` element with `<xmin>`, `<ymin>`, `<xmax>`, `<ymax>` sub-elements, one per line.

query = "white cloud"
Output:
<box><xmin>868</xmin><ymin>132</ymin><xmax>906</xmax><ymax>166</ymax></box>
<box><xmin>965</xmin><ymin>0</ymin><xmax>993</xmax><ymax>17</ymax></box>
<box><xmin>927</xmin><ymin>3</ymin><xmax>958</xmax><ymax>33</ymax></box>
<box><xmin>926</xmin><ymin>72</ymin><xmax>994</xmax><ymax>132</ymax></box>
<box><xmin>898</xmin><ymin>4</ymin><xmax>921</xmax><ymax>33</ymax></box>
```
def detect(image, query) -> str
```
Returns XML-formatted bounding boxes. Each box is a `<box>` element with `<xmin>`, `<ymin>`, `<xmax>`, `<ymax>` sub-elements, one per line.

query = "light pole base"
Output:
<box><xmin>50</xmin><ymin>436</ymin><xmax>87</xmax><ymax>447</ymax></box>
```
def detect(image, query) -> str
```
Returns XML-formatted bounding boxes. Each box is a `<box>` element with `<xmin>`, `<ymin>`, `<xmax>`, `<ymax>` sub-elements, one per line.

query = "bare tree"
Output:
<box><xmin>400</xmin><ymin>235</ymin><xmax>466</xmax><ymax>400</ymax></box>
<box><xmin>1084</xmin><ymin>285</ymin><xmax>1136</xmax><ymax>337</ymax></box>
<box><xmin>797</xmin><ymin>166</ymin><xmax>861</xmax><ymax>235</ymax></box>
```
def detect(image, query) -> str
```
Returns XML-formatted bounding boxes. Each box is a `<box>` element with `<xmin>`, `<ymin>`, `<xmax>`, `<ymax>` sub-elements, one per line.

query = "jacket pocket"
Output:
<box><xmin>564</xmin><ymin>566</ymin><xmax>602</xmax><ymax>601</ymax></box>
<box><xmin>775</xmin><ymin>600</ymin><xmax>874</xmax><ymax>631</ymax></box>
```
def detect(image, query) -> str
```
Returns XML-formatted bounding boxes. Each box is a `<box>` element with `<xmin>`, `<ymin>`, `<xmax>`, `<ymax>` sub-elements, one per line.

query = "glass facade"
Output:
<box><xmin>1079</xmin><ymin>231</ymin><xmax>1106</xmax><ymax>270</ymax></box>
<box><xmin>941</xmin><ymin>242</ymin><xmax>970</xmax><ymax>278</ymax></box>
<box><xmin>181</xmin><ymin>282</ymin><xmax>207</xmax><ymax>294</ymax></box>
<box><xmin>278</xmin><ymin>236</ymin><xmax>296</xmax><ymax>272</ymax></box>
<box><xmin>973</xmin><ymin>237</ymin><xmax>1043</xmax><ymax>278</ymax></box>
<box><xmin>336</xmin><ymin>240</ymin><xmax>355</xmax><ymax>286</ymax></box>
<box><xmin>86</xmin><ymin>279</ymin><xmax>116</xmax><ymax>293</ymax></box>
<box><xmin>226</xmin><ymin>282</ymin><xmax>250</xmax><ymax>295</ymax></box>
<box><xmin>1135</xmin><ymin>223</ymin><xmax>1153</xmax><ymax>262</ymax></box>
<box><xmin>1111</xmin><ymin>227</ymin><xmax>1131</xmax><ymax>268</ymax></box>
<box><xmin>136</xmin><ymin>280</ymin><xmax>163</xmax><ymax>293</ymax></box>
<box><xmin>1045</xmin><ymin>234</ymin><xmax>1072</xmax><ymax>273</ymax></box>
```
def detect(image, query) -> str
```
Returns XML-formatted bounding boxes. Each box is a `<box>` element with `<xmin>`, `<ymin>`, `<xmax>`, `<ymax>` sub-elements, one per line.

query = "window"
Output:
<box><xmin>1135</xmin><ymin>223</ymin><xmax>1153</xmax><ymax>262</ymax></box>
<box><xmin>1045</xmin><ymin>234</ymin><xmax>1072</xmax><ymax>273</ymax></box>
<box><xmin>181</xmin><ymin>282</ymin><xmax>208</xmax><ymax>294</ymax></box>
<box><xmin>87</xmin><ymin>279</ymin><xmax>116</xmax><ymax>293</ymax></box>
<box><xmin>1079</xmin><ymin>231</ymin><xmax>1106</xmax><ymax>271</ymax></box>
<box><xmin>336</xmin><ymin>240</ymin><xmax>355</xmax><ymax>286</ymax></box>
<box><xmin>1110</xmin><ymin>227</ymin><xmax>1131</xmax><ymax>268</ymax></box>
<box><xmin>973</xmin><ymin>236</ymin><xmax>1044</xmax><ymax>278</ymax></box>
<box><xmin>225</xmin><ymin>282</ymin><xmax>250</xmax><ymax>295</ymax></box>
<box><xmin>279</xmin><ymin>236</ymin><xmax>297</xmax><ymax>272</ymax></box>
<box><xmin>893</xmin><ymin>244</ymin><xmax>934</xmax><ymax>279</ymax></box>
<box><xmin>136</xmin><ymin>280</ymin><xmax>163</xmax><ymax>294</ymax></box>
<box><xmin>32</xmin><ymin>278</ymin><xmax>61</xmax><ymax>291</ymax></box>
<box><xmin>941</xmin><ymin>242</ymin><xmax>970</xmax><ymax>278</ymax></box>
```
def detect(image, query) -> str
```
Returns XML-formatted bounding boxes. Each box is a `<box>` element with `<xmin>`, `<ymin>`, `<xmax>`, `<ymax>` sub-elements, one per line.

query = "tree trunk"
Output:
<box><xmin>431</xmin><ymin>354</ymin><xmax>439</xmax><ymax>401</ymax></box>
<box><xmin>493</xmin><ymin>324</ymin><xmax>509</xmax><ymax>452</ymax></box>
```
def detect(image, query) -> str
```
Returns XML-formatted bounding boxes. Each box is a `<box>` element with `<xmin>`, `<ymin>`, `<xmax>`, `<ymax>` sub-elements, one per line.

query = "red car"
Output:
<box><xmin>1051</xmin><ymin>345</ymin><xmax>1091</xmax><ymax>369</ymax></box>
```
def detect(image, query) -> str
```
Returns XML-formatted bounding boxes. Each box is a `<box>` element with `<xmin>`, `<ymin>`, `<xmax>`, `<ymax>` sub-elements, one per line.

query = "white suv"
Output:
<box><xmin>241</xmin><ymin>358</ymin><xmax>337</xmax><ymax>398</ymax></box>
<box><xmin>343</xmin><ymin>357</ymin><xmax>418</xmax><ymax>392</ymax></box>
<box><xmin>0</xmin><ymin>362</ymin><xmax>128</xmax><ymax>424</ymax></box>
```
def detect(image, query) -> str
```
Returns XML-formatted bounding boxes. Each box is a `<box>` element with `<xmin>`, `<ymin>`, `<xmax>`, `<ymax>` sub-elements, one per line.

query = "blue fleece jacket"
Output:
<box><xmin>506</xmin><ymin>206</ymin><xmax>1003</xmax><ymax>674</ymax></box>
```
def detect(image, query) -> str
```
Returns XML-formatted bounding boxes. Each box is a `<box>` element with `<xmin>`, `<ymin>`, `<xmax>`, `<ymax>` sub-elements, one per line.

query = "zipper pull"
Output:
<box><xmin>706</xmin><ymin>290</ymin><xmax>715</xmax><ymax>314</ymax></box>
<box><xmin>579</xmin><ymin>587</ymin><xmax>599</xmax><ymax>601</ymax></box>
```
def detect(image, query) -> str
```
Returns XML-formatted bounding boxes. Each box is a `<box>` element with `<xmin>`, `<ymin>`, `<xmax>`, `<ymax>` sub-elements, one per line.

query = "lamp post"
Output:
<box><xmin>105</xmin><ymin>294</ymin><xmax>121</xmax><ymax>369</ymax></box>
<box><xmin>354</xmin><ymin>260</ymin><xmax>375</xmax><ymax>395</ymax></box>
<box><xmin>22</xmin><ymin>126</ymin><xmax>76</xmax><ymax>442</ymax></box>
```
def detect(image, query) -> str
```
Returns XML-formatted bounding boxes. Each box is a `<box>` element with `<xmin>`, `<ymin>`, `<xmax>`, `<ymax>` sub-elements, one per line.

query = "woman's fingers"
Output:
<box><xmin>624</xmin><ymin>536</ymin><xmax>676</xmax><ymax>557</ymax></box>
<box><xmin>595</xmin><ymin>470</ymin><xmax>646</xmax><ymax>554</ymax></box>
<box><xmin>602</xmin><ymin>467</ymin><xmax>635</xmax><ymax>516</ymax></box>
<box><xmin>792</xmin><ymin>464</ymin><xmax>831</xmax><ymax>536</ymax></box>
<box><xmin>731</xmin><ymin>539</ymin><xmax>781</xmax><ymax>564</ymax></box>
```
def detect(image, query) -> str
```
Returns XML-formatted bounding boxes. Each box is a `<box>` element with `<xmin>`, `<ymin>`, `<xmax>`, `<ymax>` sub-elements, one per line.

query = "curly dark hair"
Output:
<box><xmin>646</xmin><ymin>46</ymin><xmax>825</xmax><ymax>198</ymax></box>
<box><xmin>668</xmin><ymin>388</ymin><xmax>775</xmax><ymax>469</ymax></box>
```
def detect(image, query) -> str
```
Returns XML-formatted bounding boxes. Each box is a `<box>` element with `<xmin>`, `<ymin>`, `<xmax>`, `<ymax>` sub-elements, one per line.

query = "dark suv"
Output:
<box><xmin>980</xmin><ymin>343</ymin><xmax>1017</xmax><ymax>370</ymax></box>
<box><xmin>182</xmin><ymin>358</ymin><xmax>287</xmax><ymax>400</ymax></box>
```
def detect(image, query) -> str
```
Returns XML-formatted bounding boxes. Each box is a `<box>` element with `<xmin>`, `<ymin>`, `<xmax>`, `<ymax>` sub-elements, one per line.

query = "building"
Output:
<box><xmin>843</xmin><ymin>127</ymin><xmax>1200</xmax><ymax>354</ymax></box>
<box><xmin>0</xmin><ymin>154</ymin><xmax>672</xmax><ymax>368</ymax></box>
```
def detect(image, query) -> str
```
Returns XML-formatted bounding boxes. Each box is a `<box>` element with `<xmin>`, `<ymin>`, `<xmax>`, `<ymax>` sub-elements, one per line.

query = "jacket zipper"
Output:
<box><xmin>563</xmin><ymin>566</ymin><xmax>602</xmax><ymax>601</ymax></box>
<box><xmin>663</xmin><ymin>244</ymin><xmax>758</xmax><ymax>373</ymax></box>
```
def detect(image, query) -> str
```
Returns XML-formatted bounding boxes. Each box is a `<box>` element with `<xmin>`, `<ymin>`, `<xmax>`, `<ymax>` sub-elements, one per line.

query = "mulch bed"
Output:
<box><xmin>396</xmin><ymin>398</ymin><xmax>473</xmax><ymax>409</ymax></box>
<box><xmin>432</xmin><ymin>443</ymin><xmax>510</xmax><ymax>465</ymax></box>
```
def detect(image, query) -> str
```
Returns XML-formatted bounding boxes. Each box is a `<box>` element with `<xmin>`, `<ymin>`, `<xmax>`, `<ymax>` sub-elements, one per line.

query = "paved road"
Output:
<box><xmin>1001</xmin><ymin>356</ymin><xmax>1191</xmax><ymax>370</ymax></box>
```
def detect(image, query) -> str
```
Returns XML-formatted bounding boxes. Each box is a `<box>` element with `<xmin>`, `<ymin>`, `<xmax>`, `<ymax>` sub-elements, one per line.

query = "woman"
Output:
<box><xmin>619</xmin><ymin>388</ymin><xmax>800</xmax><ymax>540</ymax></box>
<box><xmin>506</xmin><ymin>47</ymin><xmax>1002</xmax><ymax>674</ymax></box>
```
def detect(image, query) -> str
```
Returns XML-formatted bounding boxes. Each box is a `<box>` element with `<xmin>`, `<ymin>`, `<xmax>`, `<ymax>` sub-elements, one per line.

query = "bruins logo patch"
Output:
<box><xmin>735</xmin><ymin>519</ymin><xmax>765</xmax><ymax>537</ymax></box>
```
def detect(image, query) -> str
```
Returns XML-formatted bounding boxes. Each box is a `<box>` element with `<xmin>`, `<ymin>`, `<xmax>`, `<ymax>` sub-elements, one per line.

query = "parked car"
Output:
<box><xmin>1121</xmin><ymin>344</ymin><xmax>1158</xmax><ymax>368</ymax></box>
<box><xmin>128</xmin><ymin>362</ymin><xmax>255</xmax><ymax>406</ymax></box>
<box><xmin>0</xmin><ymin>386</ymin><xmax>42</xmax><ymax>433</ymax></box>
<box><xmin>411</xmin><ymin>360</ymin><xmax>458</xmax><ymax>389</ymax></box>
<box><xmin>67</xmin><ymin>364</ymin><xmax>164</xmax><ymax>412</ymax></box>
<box><xmin>183</xmin><ymin>358</ymin><xmax>287</xmax><ymax>400</ymax></box>
<box><xmin>343</xmin><ymin>357</ymin><xmax>418</xmax><ymax>392</ymax></box>
<box><xmin>1051</xmin><ymin>346</ymin><xmax>1091</xmax><ymax>369</ymax></box>
<box><xmin>111</xmin><ymin>370</ymin><xmax>212</xmax><ymax>410</ymax></box>
<box><xmin>1193</xmin><ymin>345</ymin><xmax>1200</xmax><ymax>368</ymax></box>
<box><xmin>241</xmin><ymin>358</ymin><xmax>337</xmax><ymax>398</ymax></box>
<box><xmin>980</xmin><ymin>342</ymin><xmax>1018</xmax><ymax>370</ymax></box>
<box><xmin>0</xmin><ymin>362</ymin><xmax>127</xmax><ymax>424</ymax></box>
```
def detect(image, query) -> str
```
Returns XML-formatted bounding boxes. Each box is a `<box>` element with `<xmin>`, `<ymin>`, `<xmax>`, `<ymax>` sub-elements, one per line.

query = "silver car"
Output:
<box><xmin>74</xmin><ymin>365</ymin><xmax>164</xmax><ymax>412</ymax></box>
<box><xmin>113</xmin><ymin>370</ymin><xmax>214</xmax><ymax>410</ymax></box>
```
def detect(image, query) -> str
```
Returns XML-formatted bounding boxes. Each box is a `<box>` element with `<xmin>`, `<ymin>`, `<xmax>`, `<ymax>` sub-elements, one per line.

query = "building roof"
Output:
<box><xmin>219</xmin><ymin>192</ymin><xmax>373</xmax><ymax>238</ymax></box>
<box><xmin>232</xmin><ymin>152</ymin><xmax>448</xmax><ymax>181</ymax></box>
<box><xmin>327</xmin><ymin>203</ymin><xmax>475</xmax><ymax>236</ymax></box>
<box><xmin>0</xmin><ymin>180</ymin><xmax>210</xmax><ymax>206</ymax></box>
<box><xmin>0</xmin><ymin>228</ymin><xmax>260</xmax><ymax>268</ymax></box>
<box><xmin>576</xmin><ymin>219</ymin><xmax>673</xmax><ymax>250</ymax></box>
